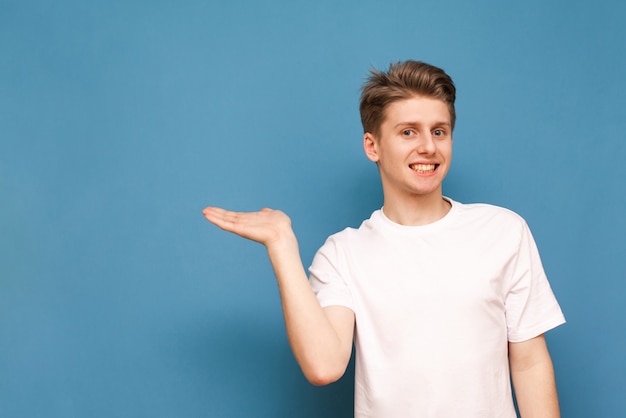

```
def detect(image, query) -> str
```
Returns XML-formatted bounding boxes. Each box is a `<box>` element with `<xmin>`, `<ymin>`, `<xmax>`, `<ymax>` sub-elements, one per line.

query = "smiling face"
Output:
<box><xmin>364</xmin><ymin>95</ymin><xmax>453</xmax><ymax>205</ymax></box>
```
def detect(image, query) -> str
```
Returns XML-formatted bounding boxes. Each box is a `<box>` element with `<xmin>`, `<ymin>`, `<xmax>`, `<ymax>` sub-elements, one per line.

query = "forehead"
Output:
<box><xmin>382</xmin><ymin>96</ymin><xmax>451</xmax><ymax>126</ymax></box>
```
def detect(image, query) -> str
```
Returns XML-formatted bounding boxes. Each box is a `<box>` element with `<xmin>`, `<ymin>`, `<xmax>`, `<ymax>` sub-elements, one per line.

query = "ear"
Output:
<box><xmin>363</xmin><ymin>132</ymin><xmax>379</xmax><ymax>163</ymax></box>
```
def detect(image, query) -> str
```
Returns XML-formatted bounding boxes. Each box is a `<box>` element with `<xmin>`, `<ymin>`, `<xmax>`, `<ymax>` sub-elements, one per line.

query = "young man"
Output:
<box><xmin>203</xmin><ymin>61</ymin><xmax>565</xmax><ymax>417</ymax></box>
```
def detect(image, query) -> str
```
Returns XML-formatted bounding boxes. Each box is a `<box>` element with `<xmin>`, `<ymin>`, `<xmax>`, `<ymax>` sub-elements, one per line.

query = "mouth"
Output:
<box><xmin>409</xmin><ymin>163</ymin><xmax>438</xmax><ymax>173</ymax></box>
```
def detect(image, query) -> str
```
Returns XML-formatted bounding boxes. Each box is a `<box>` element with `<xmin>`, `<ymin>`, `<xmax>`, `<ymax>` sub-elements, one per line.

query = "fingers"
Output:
<box><xmin>202</xmin><ymin>206</ymin><xmax>274</xmax><ymax>237</ymax></box>
<box><xmin>202</xmin><ymin>206</ymin><xmax>223</xmax><ymax>226</ymax></box>
<box><xmin>202</xmin><ymin>206</ymin><xmax>244</xmax><ymax>233</ymax></box>
<box><xmin>202</xmin><ymin>205</ymin><xmax>295</xmax><ymax>247</ymax></box>
<box><xmin>202</xmin><ymin>206</ymin><xmax>227</xmax><ymax>222</ymax></box>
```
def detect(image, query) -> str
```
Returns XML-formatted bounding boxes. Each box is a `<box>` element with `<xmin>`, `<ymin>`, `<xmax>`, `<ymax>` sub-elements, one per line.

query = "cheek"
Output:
<box><xmin>440</xmin><ymin>142</ymin><xmax>453</xmax><ymax>159</ymax></box>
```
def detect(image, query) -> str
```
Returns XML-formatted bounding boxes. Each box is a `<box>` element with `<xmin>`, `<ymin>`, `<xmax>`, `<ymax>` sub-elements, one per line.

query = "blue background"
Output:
<box><xmin>1</xmin><ymin>0</ymin><xmax>625</xmax><ymax>416</ymax></box>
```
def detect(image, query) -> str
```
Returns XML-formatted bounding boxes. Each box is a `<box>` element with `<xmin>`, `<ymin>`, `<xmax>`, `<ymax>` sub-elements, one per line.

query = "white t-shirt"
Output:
<box><xmin>309</xmin><ymin>199</ymin><xmax>565</xmax><ymax>418</ymax></box>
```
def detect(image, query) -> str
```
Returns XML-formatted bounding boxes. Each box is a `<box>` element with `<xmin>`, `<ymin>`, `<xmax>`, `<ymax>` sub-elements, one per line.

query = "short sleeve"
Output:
<box><xmin>504</xmin><ymin>221</ymin><xmax>566</xmax><ymax>342</ymax></box>
<box><xmin>308</xmin><ymin>236</ymin><xmax>355</xmax><ymax>311</ymax></box>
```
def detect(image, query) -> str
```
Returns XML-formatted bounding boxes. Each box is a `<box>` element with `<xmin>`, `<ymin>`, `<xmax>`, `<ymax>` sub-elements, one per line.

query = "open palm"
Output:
<box><xmin>202</xmin><ymin>206</ymin><xmax>293</xmax><ymax>247</ymax></box>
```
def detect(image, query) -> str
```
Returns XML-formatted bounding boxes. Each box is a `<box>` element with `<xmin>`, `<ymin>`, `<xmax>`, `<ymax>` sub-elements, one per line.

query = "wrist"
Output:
<box><xmin>266</xmin><ymin>229</ymin><xmax>298</xmax><ymax>253</ymax></box>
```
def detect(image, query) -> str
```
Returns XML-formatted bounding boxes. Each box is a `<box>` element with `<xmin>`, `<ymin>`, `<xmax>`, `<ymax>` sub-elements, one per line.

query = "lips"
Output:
<box><xmin>409</xmin><ymin>163</ymin><xmax>438</xmax><ymax>173</ymax></box>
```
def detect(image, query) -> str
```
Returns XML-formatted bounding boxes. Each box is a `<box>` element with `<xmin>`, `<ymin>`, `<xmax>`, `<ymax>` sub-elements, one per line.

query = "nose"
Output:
<box><xmin>415</xmin><ymin>133</ymin><xmax>436</xmax><ymax>155</ymax></box>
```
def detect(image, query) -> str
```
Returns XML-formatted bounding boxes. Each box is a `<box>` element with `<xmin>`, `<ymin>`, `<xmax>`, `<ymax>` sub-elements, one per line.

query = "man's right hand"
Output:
<box><xmin>202</xmin><ymin>206</ymin><xmax>295</xmax><ymax>248</ymax></box>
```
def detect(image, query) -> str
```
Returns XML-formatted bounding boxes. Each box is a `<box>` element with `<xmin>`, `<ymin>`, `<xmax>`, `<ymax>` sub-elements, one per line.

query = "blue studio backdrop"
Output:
<box><xmin>1</xmin><ymin>0</ymin><xmax>625</xmax><ymax>417</ymax></box>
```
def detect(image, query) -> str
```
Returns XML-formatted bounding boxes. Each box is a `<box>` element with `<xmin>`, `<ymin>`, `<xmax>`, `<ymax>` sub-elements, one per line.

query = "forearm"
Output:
<box><xmin>510</xmin><ymin>337</ymin><xmax>560</xmax><ymax>418</ymax></box>
<box><xmin>267</xmin><ymin>236</ymin><xmax>353</xmax><ymax>385</ymax></box>
<box><xmin>202</xmin><ymin>206</ymin><xmax>352</xmax><ymax>384</ymax></box>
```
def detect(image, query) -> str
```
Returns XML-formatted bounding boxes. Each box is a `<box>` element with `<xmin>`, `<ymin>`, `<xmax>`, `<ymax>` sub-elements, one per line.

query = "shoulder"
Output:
<box><xmin>452</xmin><ymin>200</ymin><xmax>528</xmax><ymax>227</ymax></box>
<box><xmin>318</xmin><ymin>210</ymin><xmax>383</xmax><ymax>250</ymax></box>
<box><xmin>448</xmin><ymin>199</ymin><xmax>533</xmax><ymax>244</ymax></box>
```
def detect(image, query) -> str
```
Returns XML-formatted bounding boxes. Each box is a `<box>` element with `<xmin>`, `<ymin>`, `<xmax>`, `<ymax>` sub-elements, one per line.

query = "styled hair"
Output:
<box><xmin>359</xmin><ymin>60</ymin><xmax>456</xmax><ymax>136</ymax></box>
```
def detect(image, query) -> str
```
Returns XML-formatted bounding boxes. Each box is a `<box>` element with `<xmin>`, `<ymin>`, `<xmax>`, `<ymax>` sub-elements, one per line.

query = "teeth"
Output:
<box><xmin>410</xmin><ymin>164</ymin><xmax>436</xmax><ymax>173</ymax></box>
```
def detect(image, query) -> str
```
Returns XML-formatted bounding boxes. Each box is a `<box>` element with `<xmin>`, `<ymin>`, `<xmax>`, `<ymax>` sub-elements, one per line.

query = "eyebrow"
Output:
<box><xmin>394</xmin><ymin>121</ymin><xmax>451</xmax><ymax>128</ymax></box>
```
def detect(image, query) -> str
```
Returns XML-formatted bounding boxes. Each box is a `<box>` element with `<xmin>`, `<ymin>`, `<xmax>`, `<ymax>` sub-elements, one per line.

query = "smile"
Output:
<box><xmin>409</xmin><ymin>163</ymin><xmax>437</xmax><ymax>173</ymax></box>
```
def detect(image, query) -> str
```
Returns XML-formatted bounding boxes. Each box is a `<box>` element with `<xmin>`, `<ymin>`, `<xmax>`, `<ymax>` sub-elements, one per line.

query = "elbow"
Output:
<box><xmin>303</xmin><ymin>365</ymin><xmax>346</xmax><ymax>386</ymax></box>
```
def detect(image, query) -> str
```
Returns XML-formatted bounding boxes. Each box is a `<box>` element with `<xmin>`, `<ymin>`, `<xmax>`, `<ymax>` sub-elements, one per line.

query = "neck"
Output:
<box><xmin>381</xmin><ymin>192</ymin><xmax>451</xmax><ymax>226</ymax></box>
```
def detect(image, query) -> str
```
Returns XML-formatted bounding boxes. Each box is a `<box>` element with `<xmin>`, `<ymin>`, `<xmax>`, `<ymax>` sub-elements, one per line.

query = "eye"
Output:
<box><xmin>433</xmin><ymin>129</ymin><xmax>445</xmax><ymax>137</ymax></box>
<box><xmin>402</xmin><ymin>129</ymin><xmax>414</xmax><ymax>137</ymax></box>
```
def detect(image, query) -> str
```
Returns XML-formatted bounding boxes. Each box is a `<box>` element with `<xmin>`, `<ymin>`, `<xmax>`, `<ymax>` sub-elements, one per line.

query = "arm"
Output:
<box><xmin>509</xmin><ymin>334</ymin><xmax>560</xmax><ymax>418</ymax></box>
<box><xmin>202</xmin><ymin>206</ymin><xmax>354</xmax><ymax>385</ymax></box>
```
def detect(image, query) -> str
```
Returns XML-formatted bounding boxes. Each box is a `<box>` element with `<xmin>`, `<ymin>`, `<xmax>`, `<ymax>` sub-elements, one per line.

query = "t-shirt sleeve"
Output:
<box><xmin>504</xmin><ymin>221</ymin><xmax>566</xmax><ymax>342</ymax></box>
<box><xmin>308</xmin><ymin>236</ymin><xmax>355</xmax><ymax>311</ymax></box>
